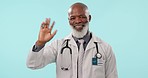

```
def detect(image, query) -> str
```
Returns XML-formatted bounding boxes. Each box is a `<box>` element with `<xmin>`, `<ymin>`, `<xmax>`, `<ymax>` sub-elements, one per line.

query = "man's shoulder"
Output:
<box><xmin>92</xmin><ymin>34</ymin><xmax>114</xmax><ymax>56</ymax></box>
<box><xmin>92</xmin><ymin>33</ymin><xmax>111</xmax><ymax>48</ymax></box>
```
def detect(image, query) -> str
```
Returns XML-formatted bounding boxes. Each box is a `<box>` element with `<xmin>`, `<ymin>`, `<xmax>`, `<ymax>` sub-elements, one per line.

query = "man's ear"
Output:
<box><xmin>89</xmin><ymin>15</ymin><xmax>91</xmax><ymax>22</ymax></box>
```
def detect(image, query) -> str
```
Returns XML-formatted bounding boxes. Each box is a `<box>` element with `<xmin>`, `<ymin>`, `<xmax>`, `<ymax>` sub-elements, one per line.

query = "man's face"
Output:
<box><xmin>68</xmin><ymin>6</ymin><xmax>90</xmax><ymax>32</ymax></box>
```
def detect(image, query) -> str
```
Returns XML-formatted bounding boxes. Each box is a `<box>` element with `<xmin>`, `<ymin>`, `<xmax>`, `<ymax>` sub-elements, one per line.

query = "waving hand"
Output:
<box><xmin>36</xmin><ymin>18</ymin><xmax>57</xmax><ymax>46</ymax></box>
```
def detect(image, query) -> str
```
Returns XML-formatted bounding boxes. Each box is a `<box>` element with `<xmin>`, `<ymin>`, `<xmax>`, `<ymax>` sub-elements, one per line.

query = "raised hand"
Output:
<box><xmin>36</xmin><ymin>18</ymin><xmax>57</xmax><ymax>46</ymax></box>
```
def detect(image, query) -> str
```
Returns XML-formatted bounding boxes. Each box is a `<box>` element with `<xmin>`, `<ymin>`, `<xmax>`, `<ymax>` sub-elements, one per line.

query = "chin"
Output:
<box><xmin>71</xmin><ymin>23</ymin><xmax>89</xmax><ymax>38</ymax></box>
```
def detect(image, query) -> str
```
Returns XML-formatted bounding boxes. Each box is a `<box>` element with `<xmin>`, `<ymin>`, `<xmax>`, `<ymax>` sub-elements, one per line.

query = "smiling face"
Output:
<box><xmin>68</xmin><ymin>3</ymin><xmax>91</xmax><ymax>31</ymax></box>
<box><xmin>68</xmin><ymin>3</ymin><xmax>91</xmax><ymax>38</ymax></box>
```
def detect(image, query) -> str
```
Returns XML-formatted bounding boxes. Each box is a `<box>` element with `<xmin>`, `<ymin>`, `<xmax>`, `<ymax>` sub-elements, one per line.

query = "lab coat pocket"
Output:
<box><xmin>57</xmin><ymin>65</ymin><xmax>73</xmax><ymax>78</ymax></box>
<box><xmin>92</xmin><ymin>59</ymin><xmax>105</xmax><ymax>78</ymax></box>
<box><xmin>59</xmin><ymin>68</ymin><xmax>72</xmax><ymax>78</ymax></box>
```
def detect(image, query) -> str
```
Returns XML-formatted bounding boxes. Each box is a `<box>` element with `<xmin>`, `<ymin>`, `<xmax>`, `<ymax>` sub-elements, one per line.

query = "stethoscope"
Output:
<box><xmin>60</xmin><ymin>40</ymin><xmax>72</xmax><ymax>71</ymax></box>
<box><xmin>60</xmin><ymin>39</ymin><xmax>102</xmax><ymax>71</ymax></box>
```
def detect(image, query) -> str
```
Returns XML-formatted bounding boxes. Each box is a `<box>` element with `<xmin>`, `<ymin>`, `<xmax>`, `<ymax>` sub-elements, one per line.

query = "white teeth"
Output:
<box><xmin>76</xmin><ymin>25</ymin><xmax>82</xmax><ymax>27</ymax></box>
<box><xmin>75</xmin><ymin>25</ymin><xmax>83</xmax><ymax>27</ymax></box>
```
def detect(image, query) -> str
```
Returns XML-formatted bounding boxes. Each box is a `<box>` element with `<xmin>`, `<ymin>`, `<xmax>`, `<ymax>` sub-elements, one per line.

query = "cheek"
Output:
<box><xmin>82</xmin><ymin>19</ymin><xmax>88</xmax><ymax>23</ymax></box>
<box><xmin>69</xmin><ymin>21</ymin><xmax>74</xmax><ymax>25</ymax></box>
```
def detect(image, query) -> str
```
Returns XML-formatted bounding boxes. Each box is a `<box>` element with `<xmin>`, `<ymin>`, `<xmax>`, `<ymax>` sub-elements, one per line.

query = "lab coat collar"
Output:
<box><xmin>85</xmin><ymin>33</ymin><xmax>102</xmax><ymax>51</ymax></box>
<box><xmin>64</xmin><ymin>33</ymin><xmax>77</xmax><ymax>47</ymax></box>
<box><xmin>64</xmin><ymin>32</ymin><xmax>102</xmax><ymax>48</ymax></box>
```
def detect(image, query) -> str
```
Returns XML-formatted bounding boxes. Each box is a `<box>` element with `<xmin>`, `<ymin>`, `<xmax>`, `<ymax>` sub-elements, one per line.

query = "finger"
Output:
<box><xmin>48</xmin><ymin>21</ymin><xmax>55</xmax><ymax>32</ymax></box>
<box><xmin>41</xmin><ymin>22</ymin><xmax>45</xmax><ymax>29</ymax></box>
<box><xmin>50</xmin><ymin>30</ymin><xmax>57</xmax><ymax>38</ymax></box>
<box><xmin>45</xmin><ymin>18</ymin><xmax>50</xmax><ymax>27</ymax></box>
<box><xmin>51</xmin><ymin>21</ymin><xmax>55</xmax><ymax>27</ymax></box>
<box><xmin>46</xmin><ymin>18</ymin><xmax>50</xmax><ymax>24</ymax></box>
<box><xmin>43</xmin><ymin>20</ymin><xmax>49</xmax><ymax>28</ymax></box>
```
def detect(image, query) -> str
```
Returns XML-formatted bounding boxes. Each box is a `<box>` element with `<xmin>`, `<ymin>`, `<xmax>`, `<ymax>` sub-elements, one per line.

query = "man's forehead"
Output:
<box><xmin>68</xmin><ymin>8</ymin><xmax>89</xmax><ymax>17</ymax></box>
<box><xmin>69</xmin><ymin>7</ymin><xmax>85</xmax><ymax>14</ymax></box>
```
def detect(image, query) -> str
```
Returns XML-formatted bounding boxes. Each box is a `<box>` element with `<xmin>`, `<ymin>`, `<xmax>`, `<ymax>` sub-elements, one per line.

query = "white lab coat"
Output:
<box><xmin>26</xmin><ymin>33</ymin><xmax>118</xmax><ymax>78</ymax></box>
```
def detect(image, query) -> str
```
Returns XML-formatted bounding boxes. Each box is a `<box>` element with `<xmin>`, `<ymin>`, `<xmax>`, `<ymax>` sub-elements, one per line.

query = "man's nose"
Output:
<box><xmin>75</xmin><ymin>17</ymin><xmax>82</xmax><ymax>24</ymax></box>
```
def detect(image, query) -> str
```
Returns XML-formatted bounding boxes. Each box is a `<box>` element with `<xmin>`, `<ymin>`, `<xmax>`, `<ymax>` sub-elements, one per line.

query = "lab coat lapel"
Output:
<box><xmin>64</xmin><ymin>33</ymin><xmax>77</xmax><ymax>47</ymax></box>
<box><xmin>85</xmin><ymin>37</ymin><xmax>95</xmax><ymax>52</ymax></box>
<box><xmin>85</xmin><ymin>33</ymin><xmax>101</xmax><ymax>52</ymax></box>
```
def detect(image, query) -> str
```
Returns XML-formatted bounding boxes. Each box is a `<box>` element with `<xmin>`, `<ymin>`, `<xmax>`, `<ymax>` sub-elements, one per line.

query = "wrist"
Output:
<box><xmin>36</xmin><ymin>40</ymin><xmax>46</xmax><ymax>46</ymax></box>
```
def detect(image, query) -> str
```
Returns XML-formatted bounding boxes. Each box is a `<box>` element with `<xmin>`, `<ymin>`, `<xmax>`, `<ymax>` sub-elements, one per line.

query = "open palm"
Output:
<box><xmin>37</xmin><ymin>18</ymin><xmax>57</xmax><ymax>45</ymax></box>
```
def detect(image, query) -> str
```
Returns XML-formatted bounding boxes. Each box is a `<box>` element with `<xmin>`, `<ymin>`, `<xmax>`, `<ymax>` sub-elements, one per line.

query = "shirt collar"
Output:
<box><xmin>72</xmin><ymin>31</ymin><xmax>91</xmax><ymax>44</ymax></box>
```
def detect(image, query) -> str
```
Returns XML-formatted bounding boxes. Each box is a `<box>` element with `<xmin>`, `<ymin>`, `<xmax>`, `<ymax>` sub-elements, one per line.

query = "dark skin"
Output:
<box><xmin>36</xmin><ymin>3</ymin><xmax>91</xmax><ymax>46</ymax></box>
<box><xmin>36</xmin><ymin>18</ymin><xmax>57</xmax><ymax>46</ymax></box>
<box><xmin>68</xmin><ymin>3</ymin><xmax>91</xmax><ymax>31</ymax></box>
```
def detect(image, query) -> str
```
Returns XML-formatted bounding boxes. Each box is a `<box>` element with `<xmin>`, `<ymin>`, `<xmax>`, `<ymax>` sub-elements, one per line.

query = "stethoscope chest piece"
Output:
<box><xmin>94</xmin><ymin>42</ymin><xmax>102</xmax><ymax>59</ymax></box>
<box><xmin>97</xmin><ymin>53</ymin><xmax>102</xmax><ymax>59</ymax></box>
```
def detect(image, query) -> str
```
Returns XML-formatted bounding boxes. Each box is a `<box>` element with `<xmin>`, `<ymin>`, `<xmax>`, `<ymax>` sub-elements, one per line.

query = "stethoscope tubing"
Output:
<box><xmin>94</xmin><ymin>42</ymin><xmax>102</xmax><ymax>59</ymax></box>
<box><xmin>60</xmin><ymin>39</ymin><xmax>102</xmax><ymax>70</ymax></box>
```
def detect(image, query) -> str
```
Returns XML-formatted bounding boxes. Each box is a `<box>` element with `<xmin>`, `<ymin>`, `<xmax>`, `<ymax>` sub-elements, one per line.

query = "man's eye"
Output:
<box><xmin>70</xmin><ymin>18</ymin><xmax>75</xmax><ymax>20</ymax></box>
<box><xmin>80</xmin><ymin>16</ymin><xmax>86</xmax><ymax>18</ymax></box>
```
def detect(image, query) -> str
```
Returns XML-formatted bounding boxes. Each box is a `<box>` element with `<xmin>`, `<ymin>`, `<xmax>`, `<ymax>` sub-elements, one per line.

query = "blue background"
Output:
<box><xmin>0</xmin><ymin>0</ymin><xmax>148</xmax><ymax>78</ymax></box>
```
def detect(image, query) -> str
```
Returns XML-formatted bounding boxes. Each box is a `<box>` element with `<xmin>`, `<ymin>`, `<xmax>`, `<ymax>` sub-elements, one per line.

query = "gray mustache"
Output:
<box><xmin>74</xmin><ymin>24</ymin><xmax>85</xmax><ymax>27</ymax></box>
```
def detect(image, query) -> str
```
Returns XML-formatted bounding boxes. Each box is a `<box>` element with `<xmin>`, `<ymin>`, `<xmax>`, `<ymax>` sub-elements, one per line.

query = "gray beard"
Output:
<box><xmin>71</xmin><ymin>23</ymin><xmax>89</xmax><ymax>38</ymax></box>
